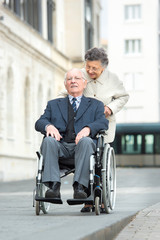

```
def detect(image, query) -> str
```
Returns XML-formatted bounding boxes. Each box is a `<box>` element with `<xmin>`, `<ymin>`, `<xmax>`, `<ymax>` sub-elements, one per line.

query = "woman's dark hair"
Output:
<box><xmin>84</xmin><ymin>47</ymin><xmax>109</xmax><ymax>67</ymax></box>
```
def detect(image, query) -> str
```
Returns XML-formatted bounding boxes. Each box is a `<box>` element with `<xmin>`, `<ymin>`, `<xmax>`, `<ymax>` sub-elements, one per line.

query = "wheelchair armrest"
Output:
<box><xmin>96</xmin><ymin>130</ymin><xmax>107</xmax><ymax>139</ymax></box>
<box><xmin>98</xmin><ymin>130</ymin><xmax>106</xmax><ymax>135</ymax></box>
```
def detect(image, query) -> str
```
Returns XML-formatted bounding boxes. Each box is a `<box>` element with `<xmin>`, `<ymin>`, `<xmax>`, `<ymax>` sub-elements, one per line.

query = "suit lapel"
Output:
<box><xmin>57</xmin><ymin>97</ymin><xmax>68</xmax><ymax>123</ymax></box>
<box><xmin>76</xmin><ymin>96</ymin><xmax>91</xmax><ymax>121</ymax></box>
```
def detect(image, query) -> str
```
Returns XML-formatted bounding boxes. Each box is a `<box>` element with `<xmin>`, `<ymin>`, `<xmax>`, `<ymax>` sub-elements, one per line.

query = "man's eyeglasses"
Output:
<box><xmin>67</xmin><ymin>76</ymin><xmax>84</xmax><ymax>81</ymax></box>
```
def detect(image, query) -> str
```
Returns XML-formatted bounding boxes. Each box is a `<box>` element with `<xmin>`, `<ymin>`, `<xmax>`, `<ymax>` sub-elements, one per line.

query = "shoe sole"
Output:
<box><xmin>45</xmin><ymin>193</ymin><xmax>61</xmax><ymax>199</ymax></box>
<box><xmin>74</xmin><ymin>192</ymin><xmax>87</xmax><ymax>199</ymax></box>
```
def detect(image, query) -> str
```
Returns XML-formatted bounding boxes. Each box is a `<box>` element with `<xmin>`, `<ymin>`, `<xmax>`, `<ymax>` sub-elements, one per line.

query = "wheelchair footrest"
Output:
<box><xmin>35</xmin><ymin>195</ymin><xmax>63</xmax><ymax>204</ymax></box>
<box><xmin>67</xmin><ymin>196</ymin><xmax>94</xmax><ymax>205</ymax></box>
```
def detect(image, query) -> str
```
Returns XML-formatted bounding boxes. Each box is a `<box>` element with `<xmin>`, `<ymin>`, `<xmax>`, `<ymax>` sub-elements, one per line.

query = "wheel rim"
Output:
<box><xmin>108</xmin><ymin>148</ymin><xmax>116</xmax><ymax>210</ymax></box>
<box><xmin>102</xmin><ymin>144</ymin><xmax>116</xmax><ymax>213</ymax></box>
<box><xmin>102</xmin><ymin>144</ymin><xmax>111</xmax><ymax>213</ymax></box>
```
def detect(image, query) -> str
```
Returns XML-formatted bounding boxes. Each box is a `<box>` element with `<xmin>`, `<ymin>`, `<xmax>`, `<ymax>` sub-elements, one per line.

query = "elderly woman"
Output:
<box><xmin>80</xmin><ymin>47</ymin><xmax>129</xmax><ymax>213</ymax></box>
<box><xmin>82</xmin><ymin>47</ymin><xmax>129</xmax><ymax>143</ymax></box>
<box><xmin>59</xmin><ymin>47</ymin><xmax>129</xmax><ymax>213</ymax></box>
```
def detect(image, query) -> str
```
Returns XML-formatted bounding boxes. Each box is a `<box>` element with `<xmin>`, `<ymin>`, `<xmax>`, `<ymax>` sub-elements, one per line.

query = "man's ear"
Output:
<box><xmin>64</xmin><ymin>81</ymin><xmax>67</xmax><ymax>89</ymax></box>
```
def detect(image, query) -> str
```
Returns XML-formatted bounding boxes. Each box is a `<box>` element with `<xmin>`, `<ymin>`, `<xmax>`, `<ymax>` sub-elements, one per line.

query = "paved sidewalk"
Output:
<box><xmin>1</xmin><ymin>168</ymin><xmax>160</xmax><ymax>240</ymax></box>
<box><xmin>115</xmin><ymin>202</ymin><xmax>160</xmax><ymax>240</ymax></box>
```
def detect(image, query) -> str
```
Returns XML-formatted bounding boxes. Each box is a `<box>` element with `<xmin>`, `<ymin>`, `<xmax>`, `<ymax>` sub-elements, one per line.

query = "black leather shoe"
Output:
<box><xmin>45</xmin><ymin>182</ymin><xmax>61</xmax><ymax>199</ymax></box>
<box><xmin>73</xmin><ymin>183</ymin><xmax>87</xmax><ymax>199</ymax></box>
<box><xmin>81</xmin><ymin>205</ymin><xmax>95</xmax><ymax>212</ymax></box>
<box><xmin>100</xmin><ymin>207</ymin><xmax>106</xmax><ymax>213</ymax></box>
<box><xmin>81</xmin><ymin>206</ymin><xmax>92</xmax><ymax>212</ymax></box>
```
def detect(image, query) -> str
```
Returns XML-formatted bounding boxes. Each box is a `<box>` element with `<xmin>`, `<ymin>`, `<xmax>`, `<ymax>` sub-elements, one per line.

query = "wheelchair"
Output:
<box><xmin>33</xmin><ymin>131</ymin><xmax>116</xmax><ymax>215</ymax></box>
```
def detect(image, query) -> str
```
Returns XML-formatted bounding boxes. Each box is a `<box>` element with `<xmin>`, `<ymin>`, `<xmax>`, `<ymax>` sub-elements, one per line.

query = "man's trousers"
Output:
<box><xmin>41</xmin><ymin>137</ymin><xmax>96</xmax><ymax>188</ymax></box>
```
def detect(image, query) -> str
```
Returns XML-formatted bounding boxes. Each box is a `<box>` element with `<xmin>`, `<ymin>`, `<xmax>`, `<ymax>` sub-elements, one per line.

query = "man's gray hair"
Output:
<box><xmin>64</xmin><ymin>68</ymin><xmax>86</xmax><ymax>82</ymax></box>
<box><xmin>84</xmin><ymin>47</ymin><xmax>109</xmax><ymax>68</ymax></box>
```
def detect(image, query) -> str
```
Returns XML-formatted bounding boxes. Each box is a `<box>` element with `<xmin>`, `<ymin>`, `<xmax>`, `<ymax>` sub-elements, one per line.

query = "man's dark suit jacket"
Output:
<box><xmin>35</xmin><ymin>96</ymin><xmax>109</xmax><ymax>142</ymax></box>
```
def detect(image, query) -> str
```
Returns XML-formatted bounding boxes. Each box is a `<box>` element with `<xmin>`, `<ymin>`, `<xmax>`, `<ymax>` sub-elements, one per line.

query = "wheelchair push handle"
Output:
<box><xmin>97</xmin><ymin>130</ymin><xmax>107</xmax><ymax>136</ymax></box>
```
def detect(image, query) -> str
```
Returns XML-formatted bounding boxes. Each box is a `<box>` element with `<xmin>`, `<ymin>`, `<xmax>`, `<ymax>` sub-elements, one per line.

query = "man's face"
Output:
<box><xmin>64</xmin><ymin>69</ymin><xmax>87</xmax><ymax>97</ymax></box>
<box><xmin>85</xmin><ymin>60</ymin><xmax>105</xmax><ymax>79</ymax></box>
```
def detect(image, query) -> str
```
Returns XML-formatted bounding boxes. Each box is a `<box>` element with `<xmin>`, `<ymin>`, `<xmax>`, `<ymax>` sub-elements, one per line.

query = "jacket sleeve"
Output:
<box><xmin>87</xmin><ymin>101</ymin><xmax>109</xmax><ymax>138</ymax></box>
<box><xmin>106</xmin><ymin>73</ymin><xmax>129</xmax><ymax>114</ymax></box>
<box><xmin>35</xmin><ymin>102</ymin><xmax>53</xmax><ymax>135</ymax></box>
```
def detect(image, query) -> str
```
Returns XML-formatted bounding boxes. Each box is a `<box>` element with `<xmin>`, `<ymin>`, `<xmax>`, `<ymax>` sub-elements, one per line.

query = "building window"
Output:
<box><xmin>4</xmin><ymin>0</ymin><xmax>42</xmax><ymax>34</ymax></box>
<box><xmin>27</xmin><ymin>0</ymin><xmax>42</xmax><ymax>33</ymax></box>
<box><xmin>145</xmin><ymin>135</ymin><xmax>154</xmax><ymax>154</ymax></box>
<box><xmin>121</xmin><ymin>134</ymin><xmax>142</xmax><ymax>154</ymax></box>
<box><xmin>115</xmin><ymin>133</ymin><xmax>160</xmax><ymax>155</ymax></box>
<box><xmin>124</xmin><ymin>4</ymin><xmax>141</xmax><ymax>20</ymax></box>
<box><xmin>85</xmin><ymin>0</ymin><xmax>93</xmax><ymax>51</ymax></box>
<box><xmin>47</xmin><ymin>0</ymin><xmax>55</xmax><ymax>43</ymax></box>
<box><xmin>155</xmin><ymin>134</ymin><xmax>160</xmax><ymax>154</ymax></box>
<box><xmin>124</xmin><ymin>72</ymin><xmax>144</xmax><ymax>91</ymax></box>
<box><xmin>125</xmin><ymin>39</ymin><xmax>141</xmax><ymax>54</ymax></box>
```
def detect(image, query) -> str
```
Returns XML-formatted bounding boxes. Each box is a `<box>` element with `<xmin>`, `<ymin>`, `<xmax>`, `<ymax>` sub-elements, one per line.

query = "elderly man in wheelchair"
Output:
<box><xmin>34</xmin><ymin>68</ymin><xmax>116</xmax><ymax>215</ymax></box>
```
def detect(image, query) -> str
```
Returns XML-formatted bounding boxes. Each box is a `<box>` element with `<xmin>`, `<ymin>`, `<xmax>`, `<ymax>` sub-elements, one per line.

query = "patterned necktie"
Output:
<box><xmin>72</xmin><ymin>97</ymin><xmax>77</xmax><ymax>112</ymax></box>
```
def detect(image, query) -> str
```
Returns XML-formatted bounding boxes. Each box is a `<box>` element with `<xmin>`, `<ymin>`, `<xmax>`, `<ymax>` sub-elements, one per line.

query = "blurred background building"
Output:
<box><xmin>1</xmin><ymin>0</ymin><xmax>159</xmax><ymax>181</ymax></box>
<box><xmin>107</xmin><ymin>0</ymin><xmax>160</xmax><ymax>124</ymax></box>
<box><xmin>0</xmin><ymin>0</ymin><xmax>101</xmax><ymax>181</ymax></box>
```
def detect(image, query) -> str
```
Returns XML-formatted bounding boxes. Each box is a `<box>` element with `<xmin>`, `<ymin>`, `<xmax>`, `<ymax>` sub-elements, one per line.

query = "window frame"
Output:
<box><xmin>124</xmin><ymin>4</ymin><xmax>142</xmax><ymax>21</ymax></box>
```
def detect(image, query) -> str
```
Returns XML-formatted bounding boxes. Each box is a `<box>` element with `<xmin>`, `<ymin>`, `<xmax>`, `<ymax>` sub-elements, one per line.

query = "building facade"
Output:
<box><xmin>0</xmin><ymin>0</ymin><xmax>101</xmax><ymax>181</ymax></box>
<box><xmin>107</xmin><ymin>0</ymin><xmax>160</xmax><ymax>123</ymax></box>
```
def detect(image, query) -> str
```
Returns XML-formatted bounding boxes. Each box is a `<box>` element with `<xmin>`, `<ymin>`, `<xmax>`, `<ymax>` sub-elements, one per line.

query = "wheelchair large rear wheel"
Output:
<box><xmin>102</xmin><ymin>144</ymin><xmax>116</xmax><ymax>213</ymax></box>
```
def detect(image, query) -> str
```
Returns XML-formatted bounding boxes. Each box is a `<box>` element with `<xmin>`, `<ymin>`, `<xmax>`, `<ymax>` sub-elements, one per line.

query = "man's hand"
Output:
<box><xmin>75</xmin><ymin>127</ymin><xmax>90</xmax><ymax>145</ymax></box>
<box><xmin>104</xmin><ymin>106</ymin><xmax>112</xmax><ymax>118</ymax></box>
<box><xmin>46</xmin><ymin>125</ymin><xmax>62</xmax><ymax>141</ymax></box>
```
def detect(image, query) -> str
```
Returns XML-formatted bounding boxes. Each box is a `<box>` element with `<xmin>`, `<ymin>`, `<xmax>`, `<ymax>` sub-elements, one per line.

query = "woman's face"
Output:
<box><xmin>85</xmin><ymin>60</ymin><xmax>105</xmax><ymax>79</ymax></box>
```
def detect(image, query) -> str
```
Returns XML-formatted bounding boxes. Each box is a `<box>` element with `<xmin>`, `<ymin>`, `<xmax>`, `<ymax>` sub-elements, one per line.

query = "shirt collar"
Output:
<box><xmin>68</xmin><ymin>95</ymin><xmax>82</xmax><ymax>103</ymax></box>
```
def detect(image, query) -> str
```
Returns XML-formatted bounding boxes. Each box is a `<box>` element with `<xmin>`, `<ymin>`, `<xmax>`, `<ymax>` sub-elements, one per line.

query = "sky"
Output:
<box><xmin>100</xmin><ymin>0</ymin><xmax>108</xmax><ymax>39</ymax></box>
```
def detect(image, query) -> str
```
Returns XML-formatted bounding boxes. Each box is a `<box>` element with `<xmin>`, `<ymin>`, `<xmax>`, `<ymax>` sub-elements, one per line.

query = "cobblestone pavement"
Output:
<box><xmin>115</xmin><ymin>202</ymin><xmax>160</xmax><ymax>240</ymax></box>
<box><xmin>0</xmin><ymin>168</ymin><xmax>160</xmax><ymax>240</ymax></box>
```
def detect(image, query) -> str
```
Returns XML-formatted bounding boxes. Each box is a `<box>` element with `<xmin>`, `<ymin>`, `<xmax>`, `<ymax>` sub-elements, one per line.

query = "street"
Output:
<box><xmin>0</xmin><ymin>168</ymin><xmax>160</xmax><ymax>240</ymax></box>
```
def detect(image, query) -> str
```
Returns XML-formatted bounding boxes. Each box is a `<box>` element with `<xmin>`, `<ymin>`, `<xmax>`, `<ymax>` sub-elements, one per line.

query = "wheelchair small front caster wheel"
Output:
<box><xmin>35</xmin><ymin>201</ymin><xmax>40</xmax><ymax>215</ymax></box>
<box><xmin>95</xmin><ymin>196</ymin><xmax>100</xmax><ymax>215</ymax></box>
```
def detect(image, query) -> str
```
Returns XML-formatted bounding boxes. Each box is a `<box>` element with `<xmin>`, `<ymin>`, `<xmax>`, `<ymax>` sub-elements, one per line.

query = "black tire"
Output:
<box><xmin>102</xmin><ymin>144</ymin><xmax>116</xmax><ymax>213</ymax></box>
<box><xmin>40</xmin><ymin>184</ymin><xmax>50</xmax><ymax>214</ymax></box>
<box><xmin>35</xmin><ymin>201</ymin><xmax>40</xmax><ymax>215</ymax></box>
